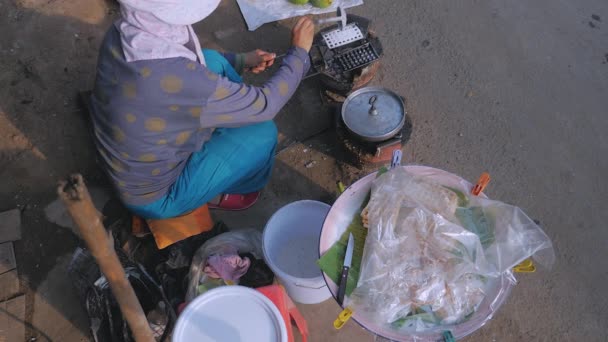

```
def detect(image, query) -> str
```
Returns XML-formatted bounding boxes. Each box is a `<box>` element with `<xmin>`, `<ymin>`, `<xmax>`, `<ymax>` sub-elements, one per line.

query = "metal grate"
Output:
<box><xmin>335</xmin><ymin>43</ymin><xmax>379</xmax><ymax>71</ymax></box>
<box><xmin>322</xmin><ymin>23</ymin><xmax>364</xmax><ymax>49</ymax></box>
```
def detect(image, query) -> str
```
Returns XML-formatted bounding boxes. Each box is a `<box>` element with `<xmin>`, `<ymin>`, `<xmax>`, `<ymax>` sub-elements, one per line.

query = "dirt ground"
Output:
<box><xmin>1</xmin><ymin>0</ymin><xmax>607</xmax><ymax>341</ymax></box>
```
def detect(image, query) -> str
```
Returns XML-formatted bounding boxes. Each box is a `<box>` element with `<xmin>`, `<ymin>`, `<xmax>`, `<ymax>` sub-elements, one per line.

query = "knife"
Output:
<box><xmin>337</xmin><ymin>233</ymin><xmax>355</xmax><ymax>306</ymax></box>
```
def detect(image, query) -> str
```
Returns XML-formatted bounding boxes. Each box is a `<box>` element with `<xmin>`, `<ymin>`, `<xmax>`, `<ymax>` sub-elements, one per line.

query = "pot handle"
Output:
<box><xmin>368</xmin><ymin>95</ymin><xmax>379</xmax><ymax>116</ymax></box>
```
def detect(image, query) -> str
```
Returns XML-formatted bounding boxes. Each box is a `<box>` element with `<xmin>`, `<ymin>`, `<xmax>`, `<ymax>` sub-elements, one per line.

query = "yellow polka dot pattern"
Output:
<box><xmin>253</xmin><ymin>97</ymin><xmax>265</xmax><ymax>110</ymax></box>
<box><xmin>160</xmin><ymin>75</ymin><xmax>183</xmax><ymax>94</ymax></box>
<box><xmin>120</xmin><ymin>152</ymin><xmax>130</xmax><ymax>159</ymax></box>
<box><xmin>112</xmin><ymin>126</ymin><xmax>126</xmax><ymax>143</ymax></box>
<box><xmin>139</xmin><ymin>154</ymin><xmax>157</xmax><ymax>162</ymax></box>
<box><xmin>140</xmin><ymin>67</ymin><xmax>152</xmax><ymax>78</ymax></box>
<box><xmin>111</xmin><ymin>47</ymin><xmax>121</xmax><ymax>59</ymax></box>
<box><xmin>99</xmin><ymin>148</ymin><xmax>108</xmax><ymax>160</ymax></box>
<box><xmin>262</xmin><ymin>88</ymin><xmax>271</xmax><ymax>96</ymax></box>
<box><xmin>157</xmin><ymin>139</ymin><xmax>167</xmax><ymax>145</ymax></box>
<box><xmin>278</xmin><ymin>81</ymin><xmax>289</xmax><ymax>97</ymax></box>
<box><xmin>126</xmin><ymin>113</ymin><xmax>136</xmax><ymax>123</ymax></box>
<box><xmin>214</xmin><ymin>86</ymin><xmax>230</xmax><ymax>100</ymax></box>
<box><xmin>123</xmin><ymin>83</ymin><xmax>136</xmax><ymax>99</ymax></box>
<box><xmin>168</xmin><ymin>162</ymin><xmax>177</xmax><ymax>170</ymax></box>
<box><xmin>118</xmin><ymin>181</ymin><xmax>126</xmax><ymax>187</ymax></box>
<box><xmin>187</xmin><ymin>63</ymin><xmax>197</xmax><ymax>70</ymax></box>
<box><xmin>145</xmin><ymin>118</ymin><xmax>166</xmax><ymax>132</ymax></box>
<box><xmin>216</xmin><ymin>115</ymin><xmax>234</xmax><ymax>122</ymax></box>
<box><xmin>189</xmin><ymin>107</ymin><xmax>202</xmax><ymax>118</ymax></box>
<box><xmin>175</xmin><ymin>131</ymin><xmax>192</xmax><ymax>145</ymax></box>
<box><xmin>239</xmin><ymin>87</ymin><xmax>248</xmax><ymax>95</ymax></box>
<box><xmin>110</xmin><ymin>157</ymin><xmax>125</xmax><ymax>172</ymax></box>
<box><xmin>142</xmin><ymin>192</ymin><xmax>158</xmax><ymax>199</ymax></box>
<box><xmin>206</xmin><ymin>71</ymin><xmax>218</xmax><ymax>81</ymax></box>
<box><xmin>151</xmin><ymin>168</ymin><xmax>161</xmax><ymax>176</ymax></box>
<box><xmin>169</xmin><ymin>105</ymin><xmax>180</xmax><ymax>111</ymax></box>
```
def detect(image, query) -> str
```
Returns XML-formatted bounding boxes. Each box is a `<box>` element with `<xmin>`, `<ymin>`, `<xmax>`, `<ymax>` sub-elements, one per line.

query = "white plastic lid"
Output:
<box><xmin>172</xmin><ymin>286</ymin><xmax>288</xmax><ymax>342</ymax></box>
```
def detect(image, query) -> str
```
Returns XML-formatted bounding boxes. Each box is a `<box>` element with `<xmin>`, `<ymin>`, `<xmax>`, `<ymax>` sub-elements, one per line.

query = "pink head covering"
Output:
<box><xmin>115</xmin><ymin>0</ymin><xmax>221</xmax><ymax>64</ymax></box>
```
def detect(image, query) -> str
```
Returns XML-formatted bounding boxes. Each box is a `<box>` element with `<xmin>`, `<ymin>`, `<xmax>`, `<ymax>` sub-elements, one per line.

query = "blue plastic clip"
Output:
<box><xmin>442</xmin><ymin>330</ymin><xmax>455</xmax><ymax>342</ymax></box>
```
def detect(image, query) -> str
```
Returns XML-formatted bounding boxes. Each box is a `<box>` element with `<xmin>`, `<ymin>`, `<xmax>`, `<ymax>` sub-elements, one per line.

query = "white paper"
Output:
<box><xmin>236</xmin><ymin>0</ymin><xmax>364</xmax><ymax>31</ymax></box>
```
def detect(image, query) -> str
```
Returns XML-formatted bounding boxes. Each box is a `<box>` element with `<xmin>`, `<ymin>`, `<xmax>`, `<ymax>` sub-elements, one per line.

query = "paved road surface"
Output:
<box><xmin>0</xmin><ymin>0</ymin><xmax>606</xmax><ymax>340</ymax></box>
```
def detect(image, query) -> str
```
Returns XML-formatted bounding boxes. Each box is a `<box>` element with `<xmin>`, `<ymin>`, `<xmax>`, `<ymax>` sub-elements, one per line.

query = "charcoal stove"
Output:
<box><xmin>328</xmin><ymin>87</ymin><xmax>411</xmax><ymax>167</ymax></box>
<box><xmin>307</xmin><ymin>13</ymin><xmax>407</xmax><ymax>167</ymax></box>
<box><xmin>309</xmin><ymin>14</ymin><xmax>383</xmax><ymax>95</ymax></box>
<box><xmin>295</xmin><ymin>11</ymin><xmax>406</xmax><ymax>167</ymax></box>
<box><xmin>336</xmin><ymin>119</ymin><xmax>411</xmax><ymax>167</ymax></box>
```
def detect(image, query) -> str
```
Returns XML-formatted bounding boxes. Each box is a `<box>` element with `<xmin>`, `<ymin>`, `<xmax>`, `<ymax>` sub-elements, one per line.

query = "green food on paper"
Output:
<box><xmin>445</xmin><ymin>186</ymin><xmax>495</xmax><ymax>249</ymax></box>
<box><xmin>455</xmin><ymin>206</ymin><xmax>495</xmax><ymax>248</ymax></box>
<box><xmin>317</xmin><ymin>206</ymin><xmax>368</xmax><ymax>297</ymax></box>
<box><xmin>444</xmin><ymin>186</ymin><xmax>470</xmax><ymax>207</ymax></box>
<box><xmin>392</xmin><ymin>312</ymin><xmax>438</xmax><ymax>329</ymax></box>
<box><xmin>310</xmin><ymin>0</ymin><xmax>333</xmax><ymax>8</ymax></box>
<box><xmin>391</xmin><ymin>306</ymin><xmax>438</xmax><ymax>329</ymax></box>
<box><xmin>318</xmin><ymin>170</ymin><xmax>386</xmax><ymax>297</ymax></box>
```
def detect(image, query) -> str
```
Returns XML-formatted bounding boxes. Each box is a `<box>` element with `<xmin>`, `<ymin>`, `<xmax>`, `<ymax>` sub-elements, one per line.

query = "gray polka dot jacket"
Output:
<box><xmin>90</xmin><ymin>25</ymin><xmax>310</xmax><ymax>205</ymax></box>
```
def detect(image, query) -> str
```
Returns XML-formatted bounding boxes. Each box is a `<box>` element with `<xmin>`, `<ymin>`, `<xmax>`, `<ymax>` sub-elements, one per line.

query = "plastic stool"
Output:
<box><xmin>257</xmin><ymin>285</ymin><xmax>308</xmax><ymax>342</ymax></box>
<box><xmin>132</xmin><ymin>204</ymin><xmax>214</xmax><ymax>249</ymax></box>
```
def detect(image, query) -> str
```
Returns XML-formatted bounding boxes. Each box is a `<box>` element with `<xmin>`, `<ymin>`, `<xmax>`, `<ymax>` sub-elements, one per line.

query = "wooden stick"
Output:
<box><xmin>58</xmin><ymin>174</ymin><xmax>154</xmax><ymax>342</ymax></box>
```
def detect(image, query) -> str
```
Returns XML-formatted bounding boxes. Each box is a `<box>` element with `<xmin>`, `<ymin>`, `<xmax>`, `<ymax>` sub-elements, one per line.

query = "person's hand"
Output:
<box><xmin>292</xmin><ymin>16</ymin><xmax>315</xmax><ymax>52</ymax></box>
<box><xmin>244</xmin><ymin>50</ymin><xmax>276</xmax><ymax>74</ymax></box>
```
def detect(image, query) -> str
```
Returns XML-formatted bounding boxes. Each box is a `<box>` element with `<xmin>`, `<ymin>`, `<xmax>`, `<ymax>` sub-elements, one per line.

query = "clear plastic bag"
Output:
<box><xmin>349</xmin><ymin>167</ymin><xmax>554</xmax><ymax>336</ymax></box>
<box><xmin>185</xmin><ymin>229</ymin><xmax>263</xmax><ymax>302</ymax></box>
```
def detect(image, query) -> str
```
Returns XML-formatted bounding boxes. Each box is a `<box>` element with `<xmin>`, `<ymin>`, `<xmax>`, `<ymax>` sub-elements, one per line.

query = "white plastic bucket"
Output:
<box><xmin>173</xmin><ymin>286</ymin><xmax>288</xmax><ymax>342</ymax></box>
<box><xmin>263</xmin><ymin>200</ymin><xmax>332</xmax><ymax>304</ymax></box>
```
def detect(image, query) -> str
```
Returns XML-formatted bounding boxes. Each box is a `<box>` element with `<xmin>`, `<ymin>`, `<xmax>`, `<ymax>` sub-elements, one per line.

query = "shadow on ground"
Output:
<box><xmin>1</xmin><ymin>0</ymin><xmax>365</xmax><ymax>341</ymax></box>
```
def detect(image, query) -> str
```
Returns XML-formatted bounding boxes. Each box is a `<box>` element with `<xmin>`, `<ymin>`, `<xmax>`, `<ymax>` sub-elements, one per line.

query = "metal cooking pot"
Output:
<box><xmin>341</xmin><ymin>87</ymin><xmax>406</xmax><ymax>142</ymax></box>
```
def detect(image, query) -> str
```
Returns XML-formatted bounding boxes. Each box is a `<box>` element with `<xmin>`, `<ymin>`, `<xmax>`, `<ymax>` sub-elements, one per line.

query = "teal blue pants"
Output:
<box><xmin>127</xmin><ymin>50</ymin><xmax>277</xmax><ymax>219</ymax></box>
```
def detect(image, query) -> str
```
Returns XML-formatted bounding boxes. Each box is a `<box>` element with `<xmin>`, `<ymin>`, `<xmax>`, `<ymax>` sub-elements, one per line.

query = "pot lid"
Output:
<box><xmin>173</xmin><ymin>286</ymin><xmax>288</xmax><ymax>342</ymax></box>
<box><xmin>342</xmin><ymin>87</ymin><xmax>405</xmax><ymax>141</ymax></box>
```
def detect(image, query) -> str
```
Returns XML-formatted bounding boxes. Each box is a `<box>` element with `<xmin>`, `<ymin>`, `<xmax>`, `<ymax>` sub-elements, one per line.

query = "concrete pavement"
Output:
<box><xmin>0</xmin><ymin>0</ymin><xmax>606</xmax><ymax>340</ymax></box>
